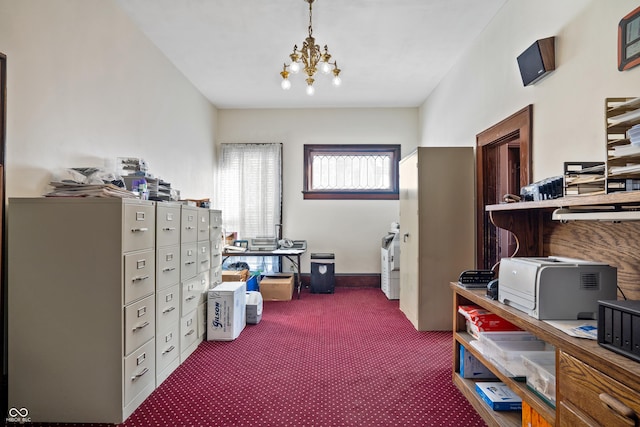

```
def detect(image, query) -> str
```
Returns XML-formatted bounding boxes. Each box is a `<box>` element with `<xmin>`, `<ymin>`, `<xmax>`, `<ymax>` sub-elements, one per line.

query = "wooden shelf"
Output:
<box><xmin>452</xmin><ymin>286</ymin><xmax>556</xmax><ymax>426</ymax></box>
<box><xmin>454</xmin><ymin>193</ymin><xmax>640</xmax><ymax>425</ymax></box>
<box><xmin>452</xmin><ymin>374</ymin><xmax>522</xmax><ymax>427</ymax></box>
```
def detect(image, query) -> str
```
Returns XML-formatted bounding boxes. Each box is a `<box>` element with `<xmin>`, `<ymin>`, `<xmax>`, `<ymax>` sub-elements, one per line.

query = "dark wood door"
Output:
<box><xmin>476</xmin><ymin>105</ymin><xmax>532</xmax><ymax>270</ymax></box>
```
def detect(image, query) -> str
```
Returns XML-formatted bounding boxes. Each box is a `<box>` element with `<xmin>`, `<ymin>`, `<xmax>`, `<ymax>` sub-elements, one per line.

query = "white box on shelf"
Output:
<box><xmin>207</xmin><ymin>281</ymin><xmax>246</xmax><ymax>341</ymax></box>
<box><xmin>478</xmin><ymin>332</ymin><xmax>554</xmax><ymax>378</ymax></box>
<box><xmin>460</xmin><ymin>346</ymin><xmax>498</xmax><ymax>379</ymax></box>
<box><xmin>475</xmin><ymin>382</ymin><xmax>522</xmax><ymax>411</ymax></box>
<box><xmin>522</xmin><ymin>352</ymin><xmax>556</xmax><ymax>406</ymax></box>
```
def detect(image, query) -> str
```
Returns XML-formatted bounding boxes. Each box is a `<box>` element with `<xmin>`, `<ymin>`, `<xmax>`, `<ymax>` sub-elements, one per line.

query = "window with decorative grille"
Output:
<box><xmin>303</xmin><ymin>144</ymin><xmax>400</xmax><ymax>200</ymax></box>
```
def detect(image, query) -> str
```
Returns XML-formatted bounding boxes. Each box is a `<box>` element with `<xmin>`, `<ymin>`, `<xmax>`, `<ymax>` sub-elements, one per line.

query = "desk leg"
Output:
<box><xmin>285</xmin><ymin>255</ymin><xmax>303</xmax><ymax>299</ymax></box>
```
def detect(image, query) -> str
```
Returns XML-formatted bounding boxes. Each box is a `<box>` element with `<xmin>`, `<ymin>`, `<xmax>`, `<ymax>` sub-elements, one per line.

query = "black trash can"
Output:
<box><xmin>310</xmin><ymin>253</ymin><xmax>335</xmax><ymax>294</ymax></box>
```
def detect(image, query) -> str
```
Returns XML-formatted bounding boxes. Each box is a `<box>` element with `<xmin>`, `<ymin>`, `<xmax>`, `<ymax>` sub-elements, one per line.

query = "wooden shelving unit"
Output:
<box><xmin>452</xmin><ymin>193</ymin><xmax>640</xmax><ymax>426</ymax></box>
<box><xmin>606</xmin><ymin>97</ymin><xmax>640</xmax><ymax>193</ymax></box>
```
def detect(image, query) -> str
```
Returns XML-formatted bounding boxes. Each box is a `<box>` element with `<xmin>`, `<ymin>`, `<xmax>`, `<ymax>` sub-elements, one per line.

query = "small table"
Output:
<box><xmin>222</xmin><ymin>249</ymin><xmax>306</xmax><ymax>299</ymax></box>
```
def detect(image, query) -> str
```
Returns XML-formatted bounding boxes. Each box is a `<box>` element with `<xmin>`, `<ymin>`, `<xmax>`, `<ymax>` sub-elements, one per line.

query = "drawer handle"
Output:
<box><xmin>162</xmin><ymin>345</ymin><xmax>175</xmax><ymax>355</ymax></box>
<box><xmin>185</xmin><ymin>261</ymin><xmax>195</xmax><ymax>266</ymax></box>
<box><xmin>162</xmin><ymin>267</ymin><xmax>176</xmax><ymax>272</ymax></box>
<box><xmin>131</xmin><ymin>367</ymin><xmax>149</xmax><ymax>382</ymax></box>
<box><xmin>131</xmin><ymin>227</ymin><xmax>149</xmax><ymax>233</ymax></box>
<box><xmin>162</xmin><ymin>227</ymin><xmax>176</xmax><ymax>231</ymax></box>
<box><xmin>599</xmin><ymin>393</ymin><xmax>638</xmax><ymax>421</ymax></box>
<box><xmin>162</xmin><ymin>306</ymin><xmax>176</xmax><ymax>314</ymax></box>
<box><xmin>186</xmin><ymin>295</ymin><xmax>196</xmax><ymax>302</ymax></box>
<box><xmin>185</xmin><ymin>329</ymin><xmax>195</xmax><ymax>337</ymax></box>
<box><xmin>132</xmin><ymin>275</ymin><xmax>149</xmax><ymax>282</ymax></box>
<box><xmin>185</xmin><ymin>226</ymin><xmax>195</xmax><ymax>230</ymax></box>
<box><xmin>132</xmin><ymin>321</ymin><xmax>150</xmax><ymax>332</ymax></box>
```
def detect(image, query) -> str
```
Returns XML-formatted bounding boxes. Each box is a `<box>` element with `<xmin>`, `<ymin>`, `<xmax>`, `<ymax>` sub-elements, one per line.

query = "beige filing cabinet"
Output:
<box><xmin>209</xmin><ymin>209</ymin><xmax>224</xmax><ymax>288</ymax></box>
<box><xmin>179</xmin><ymin>205</ymin><xmax>209</xmax><ymax>362</ymax></box>
<box><xmin>204</xmin><ymin>209</ymin><xmax>224</xmax><ymax>337</ymax></box>
<box><xmin>155</xmin><ymin>202</ymin><xmax>182</xmax><ymax>386</ymax></box>
<box><xmin>8</xmin><ymin>198</ymin><xmax>156</xmax><ymax>424</ymax></box>
<box><xmin>398</xmin><ymin>147</ymin><xmax>475</xmax><ymax>331</ymax></box>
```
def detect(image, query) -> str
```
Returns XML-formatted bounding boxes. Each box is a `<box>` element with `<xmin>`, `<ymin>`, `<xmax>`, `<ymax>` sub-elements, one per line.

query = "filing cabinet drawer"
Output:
<box><xmin>156</xmin><ymin>284</ymin><xmax>179</xmax><ymax>331</ymax></box>
<box><xmin>209</xmin><ymin>209</ymin><xmax>222</xmax><ymax>228</ymax></box>
<box><xmin>156</xmin><ymin>204</ymin><xmax>181</xmax><ymax>248</ymax></box>
<box><xmin>124</xmin><ymin>250</ymin><xmax>155</xmax><ymax>305</ymax></box>
<box><xmin>123</xmin><ymin>202</ymin><xmax>155</xmax><ymax>253</ymax></box>
<box><xmin>156</xmin><ymin>245</ymin><xmax>180</xmax><ymax>289</ymax></box>
<box><xmin>156</xmin><ymin>321</ymin><xmax>180</xmax><ymax>373</ymax></box>
<box><xmin>210</xmin><ymin>250</ymin><xmax>222</xmax><ymax>269</ymax></box>
<box><xmin>124</xmin><ymin>339</ymin><xmax>155</xmax><ymax>407</ymax></box>
<box><xmin>210</xmin><ymin>266</ymin><xmax>222</xmax><ymax>287</ymax></box>
<box><xmin>197</xmin><ymin>208</ymin><xmax>210</xmax><ymax>242</ymax></box>
<box><xmin>558</xmin><ymin>351</ymin><xmax>640</xmax><ymax>426</ymax></box>
<box><xmin>181</xmin><ymin>277</ymin><xmax>201</xmax><ymax>315</ymax></box>
<box><xmin>180</xmin><ymin>206</ymin><xmax>198</xmax><ymax>244</ymax></box>
<box><xmin>197</xmin><ymin>241</ymin><xmax>211</xmax><ymax>273</ymax></box>
<box><xmin>197</xmin><ymin>271</ymin><xmax>210</xmax><ymax>304</ymax></box>
<box><xmin>180</xmin><ymin>242</ymin><xmax>198</xmax><ymax>281</ymax></box>
<box><xmin>180</xmin><ymin>310</ymin><xmax>198</xmax><ymax>352</ymax></box>
<box><xmin>124</xmin><ymin>294</ymin><xmax>155</xmax><ymax>356</ymax></box>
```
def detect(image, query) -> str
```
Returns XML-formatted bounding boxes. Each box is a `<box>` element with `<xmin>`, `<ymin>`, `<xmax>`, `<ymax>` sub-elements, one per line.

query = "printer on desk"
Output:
<box><xmin>498</xmin><ymin>256</ymin><xmax>617</xmax><ymax>320</ymax></box>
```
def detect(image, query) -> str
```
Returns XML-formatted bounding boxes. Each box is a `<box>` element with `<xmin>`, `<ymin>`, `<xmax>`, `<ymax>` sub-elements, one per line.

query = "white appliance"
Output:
<box><xmin>381</xmin><ymin>222</ymin><xmax>400</xmax><ymax>300</ymax></box>
<box><xmin>498</xmin><ymin>256</ymin><xmax>617</xmax><ymax>320</ymax></box>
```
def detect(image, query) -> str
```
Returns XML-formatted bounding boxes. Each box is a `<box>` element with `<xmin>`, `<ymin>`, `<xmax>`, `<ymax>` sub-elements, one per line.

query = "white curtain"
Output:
<box><xmin>218</xmin><ymin>143</ymin><xmax>282</xmax><ymax>242</ymax></box>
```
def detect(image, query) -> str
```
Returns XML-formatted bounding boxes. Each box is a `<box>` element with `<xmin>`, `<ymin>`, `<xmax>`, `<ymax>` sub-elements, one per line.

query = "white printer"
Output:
<box><xmin>498</xmin><ymin>256</ymin><xmax>617</xmax><ymax>320</ymax></box>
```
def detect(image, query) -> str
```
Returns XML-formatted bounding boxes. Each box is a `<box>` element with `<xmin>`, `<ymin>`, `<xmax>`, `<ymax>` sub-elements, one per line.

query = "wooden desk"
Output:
<box><xmin>222</xmin><ymin>249</ymin><xmax>305</xmax><ymax>299</ymax></box>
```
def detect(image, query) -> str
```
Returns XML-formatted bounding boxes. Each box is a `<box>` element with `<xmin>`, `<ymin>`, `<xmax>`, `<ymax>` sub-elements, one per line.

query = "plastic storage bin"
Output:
<box><xmin>478</xmin><ymin>331</ymin><xmax>554</xmax><ymax>378</ymax></box>
<box><xmin>522</xmin><ymin>352</ymin><xmax>556</xmax><ymax>406</ymax></box>
<box><xmin>310</xmin><ymin>253</ymin><xmax>335</xmax><ymax>294</ymax></box>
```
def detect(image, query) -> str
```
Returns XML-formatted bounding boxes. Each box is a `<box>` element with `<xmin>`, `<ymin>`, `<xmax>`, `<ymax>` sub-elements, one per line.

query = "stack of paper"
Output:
<box><xmin>45</xmin><ymin>182</ymin><xmax>137</xmax><ymax>198</ymax></box>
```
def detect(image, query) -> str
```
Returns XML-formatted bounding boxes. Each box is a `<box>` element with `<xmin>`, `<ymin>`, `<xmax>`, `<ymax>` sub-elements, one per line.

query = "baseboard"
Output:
<box><xmin>301</xmin><ymin>273</ymin><xmax>380</xmax><ymax>288</ymax></box>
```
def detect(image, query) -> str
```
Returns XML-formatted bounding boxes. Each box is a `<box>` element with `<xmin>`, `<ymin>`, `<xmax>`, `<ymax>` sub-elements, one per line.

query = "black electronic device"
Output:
<box><xmin>486</xmin><ymin>279</ymin><xmax>499</xmax><ymax>300</ymax></box>
<box><xmin>517</xmin><ymin>37</ymin><xmax>555</xmax><ymax>86</ymax></box>
<box><xmin>597</xmin><ymin>299</ymin><xmax>640</xmax><ymax>363</ymax></box>
<box><xmin>458</xmin><ymin>269</ymin><xmax>495</xmax><ymax>289</ymax></box>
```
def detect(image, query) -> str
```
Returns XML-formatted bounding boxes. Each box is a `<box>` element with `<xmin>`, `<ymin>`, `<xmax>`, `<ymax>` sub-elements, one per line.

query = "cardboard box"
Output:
<box><xmin>260</xmin><ymin>274</ymin><xmax>294</xmax><ymax>301</ymax></box>
<box><xmin>460</xmin><ymin>346</ymin><xmax>498</xmax><ymax>379</ymax></box>
<box><xmin>222</xmin><ymin>269</ymin><xmax>249</xmax><ymax>282</ymax></box>
<box><xmin>475</xmin><ymin>382</ymin><xmax>522</xmax><ymax>411</ymax></box>
<box><xmin>246</xmin><ymin>291</ymin><xmax>263</xmax><ymax>324</ymax></box>
<box><xmin>207</xmin><ymin>281</ymin><xmax>246</xmax><ymax>341</ymax></box>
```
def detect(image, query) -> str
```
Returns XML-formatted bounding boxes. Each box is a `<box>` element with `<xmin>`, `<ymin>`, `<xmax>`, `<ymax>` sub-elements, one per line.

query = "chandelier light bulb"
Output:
<box><xmin>332</xmin><ymin>76</ymin><xmax>341</xmax><ymax>87</ymax></box>
<box><xmin>290</xmin><ymin>61</ymin><xmax>300</xmax><ymax>74</ymax></box>
<box><xmin>321</xmin><ymin>61</ymin><xmax>331</xmax><ymax>74</ymax></box>
<box><xmin>306</xmin><ymin>84</ymin><xmax>315</xmax><ymax>96</ymax></box>
<box><xmin>281</xmin><ymin>79</ymin><xmax>291</xmax><ymax>90</ymax></box>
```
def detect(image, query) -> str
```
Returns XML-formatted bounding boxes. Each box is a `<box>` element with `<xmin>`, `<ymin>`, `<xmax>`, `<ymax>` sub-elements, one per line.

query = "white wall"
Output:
<box><xmin>420</xmin><ymin>0</ymin><xmax>640</xmax><ymax>181</ymax></box>
<box><xmin>0</xmin><ymin>0</ymin><xmax>217</xmax><ymax>199</ymax></box>
<box><xmin>217</xmin><ymin>108</ymin><xmax>418</xmax><ymax>274</ymax></box>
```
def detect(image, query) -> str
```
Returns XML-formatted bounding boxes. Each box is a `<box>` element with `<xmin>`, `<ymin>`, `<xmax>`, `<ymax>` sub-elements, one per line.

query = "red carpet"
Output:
<box><xmin>22</xmin><ymin>287</ymin><xmax>487</xmax><ymax>426</ymax></box>
<box><xmin>123</xmin><ymin>287</ymin><xmax>486</xmax><ymax>427</ymax></box>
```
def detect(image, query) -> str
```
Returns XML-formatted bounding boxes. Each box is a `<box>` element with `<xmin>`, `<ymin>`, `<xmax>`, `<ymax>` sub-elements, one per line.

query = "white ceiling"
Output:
<box><xmin>116</xmin><ymin>0</ymin><xmax>507</xmax><ymax>109</ymax></box>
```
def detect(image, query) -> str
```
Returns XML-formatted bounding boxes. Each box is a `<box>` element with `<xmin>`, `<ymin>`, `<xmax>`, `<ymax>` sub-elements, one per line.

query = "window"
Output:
<box><xmin>218</xmin><ymin>143</ymin><xmax>282</xmax><ymax>273</ymax></box>
<box><xmin>303</xmin><ymin>144</ymin><xmax>401</xmax><ymax>200</ymax></box>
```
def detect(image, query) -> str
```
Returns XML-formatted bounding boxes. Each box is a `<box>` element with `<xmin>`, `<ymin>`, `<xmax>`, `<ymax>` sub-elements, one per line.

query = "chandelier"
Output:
<box><xmin>280</xmin><ymin>0</ymin><xmax>341</xmax><ymax>96</ymax></box>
